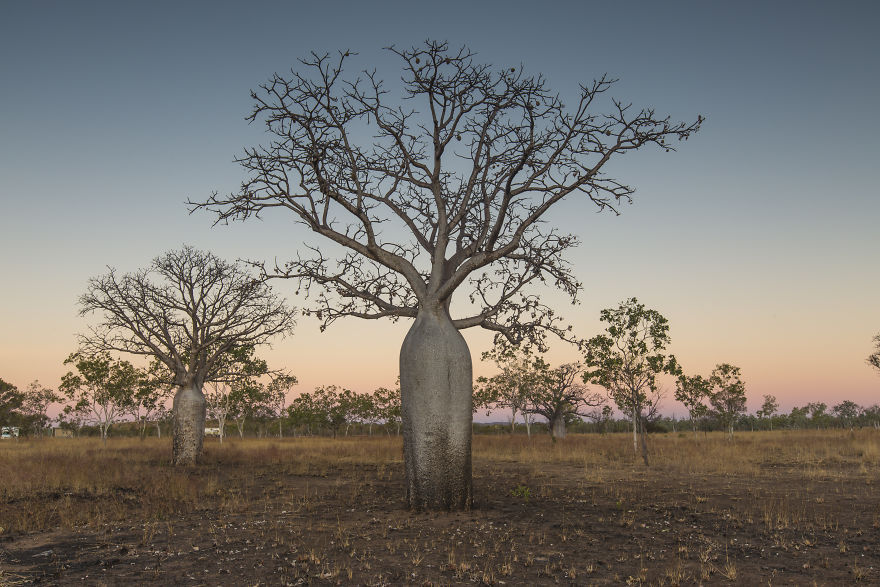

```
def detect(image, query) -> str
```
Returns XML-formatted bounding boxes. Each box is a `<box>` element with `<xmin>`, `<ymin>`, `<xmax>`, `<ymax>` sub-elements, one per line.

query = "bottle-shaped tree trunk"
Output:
<box><xmin>400</xmin><ymin>304</ymin><xmax>473</xmax><ymax>510</ymax></box>
<box><xmin>550</xmin><ymin>413</ymin><xmax>566</xmax><ymax>440</ymax></box>
<box><xmin>172</xmin><ymin>385</ymin><xmax>206</xmax><ymax>465</ymax></box>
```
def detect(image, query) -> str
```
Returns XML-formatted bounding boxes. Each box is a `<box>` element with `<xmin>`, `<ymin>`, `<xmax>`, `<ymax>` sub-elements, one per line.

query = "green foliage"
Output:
<box><xmin>510</xmin><ymin>485</ymin><xmax>532</xmax><ymax>502</ymax></box>
<box><xmin>18</xmin><ymin>381</ymin><xmax>60</xmax><ymax>436</ymax></box>
<box><xmin>582</xmin><ymin>297</ymin><xmax>680</xmax><ymax>418</ymax></box>
<box><xmin>0</xmin><ymin>378</ymin><xmax>24</xmax><ymax>427</ymax></box>
<box><xmin>833</xmin><ymin>400</ymin><xmax>861</xmax><ymax>428</ymax></box>
<box><xmin>708</xmin><ymin>363</ymin><xmax>747</xmax><ymax>437</ymax></box>
<box><xmin>757</xmin><ymin>394</ymin><xmax>779</xmax><ymax>420</ymax></box>
<box><xmin>675</xmin><ymin>374</ymin><xmax>711</xmax><ymax>429</ymax></box>
<box><xmin>476</xmin><ymin>344</ymin><xmax>545</xmax><ymax>426</ymax></box>
<box><xmin>59</xmin><ymin>351</ymin><xmax>145</xmax><ymax>440</ymax></box>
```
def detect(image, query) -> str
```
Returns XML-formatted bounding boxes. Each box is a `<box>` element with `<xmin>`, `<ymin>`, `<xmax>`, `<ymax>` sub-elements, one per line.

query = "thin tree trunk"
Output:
<box><xmin>632</xmin><ymin>407</ymin><xmax>639</xmax><ymax>455</ymax></box>
<box><xmin>639</xmin><ymin>416</ymin><xmax>649</xmax><ymax>466</ymax></box>
<box><xmin>400</xmin><ymin>305</ymin><xmax>473</xmax><ymax>511</ymax></box>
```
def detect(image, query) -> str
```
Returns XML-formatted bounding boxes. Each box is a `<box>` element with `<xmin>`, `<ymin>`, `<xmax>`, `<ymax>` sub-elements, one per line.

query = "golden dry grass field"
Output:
<box><xmin>2</xmin><ymin>430</ymin><xmax>880</xmax><ymax>585</ymax></box>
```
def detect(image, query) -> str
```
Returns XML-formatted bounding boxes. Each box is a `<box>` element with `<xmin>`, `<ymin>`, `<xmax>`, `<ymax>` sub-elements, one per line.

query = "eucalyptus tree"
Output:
<box><xmin>372</xmin><ymin>385</ymin><xmax>402</xmax><ymax>436</ymax></box>
<box><xmin>756</xmin><ymin>394</ymin><xmax>779</xmax><ymax>431</ymax></box>
<box><xmin>476</xmin><ymin>345</ymin><xmax>544</xmax><ymax>435</ymax></box>
<box><xmin>708</xmin><ymin>363</ymin><xmax>747</xmax><ymax>439</ymax></box>
<box><xmin>194</xmin><ymin>41</ymin><xmax>701</xmax><ymax>508</ymax></box>
<box><xmin>674</xmin><ymin>373</ymin><xmax>711</xmax><ymax>437</ymax></box>
<box><xmin>0</xmin><ymin>378</ymin><xmax>23</xmax><ymax>429</ymax></box>
<box><xmin>78</xmin><ymin>247</ymin><xmax>295</xmax><ymax>464</ymax></box>
<box><xmin>832</xmin><ymin>400</ymin><xmax>861</xmax><ymax>430</ymax></box>
<box><xmin>266</xmin><ymin>373</ymin><xmax>298</xmax><ymax>437</ymax></box>
<box><xmin>582</xmin><ymin>298</ymin><xmax>680</xmax><ymax>465</ymax></box>
<box><xmin>128</xmin><ymin>369</ymin><xmax>170</xmax><ymax>440</ymax></box>
<box><xmin>20</xmin><ymin>381</ymin><xmax>60</xmax><ymax>437</ymax></box>
<box><xmin>59</xmin><ymin>352</ymin><xmax>142</xmax><ymax>444</ymax></box>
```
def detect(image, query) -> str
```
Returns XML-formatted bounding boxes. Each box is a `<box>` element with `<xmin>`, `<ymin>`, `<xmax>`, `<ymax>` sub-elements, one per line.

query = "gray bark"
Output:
<box><xmin>172</xmin><ymin>385</ymin><xmax>206</xmax><ymax>465</ymax></box>
<box><xmin>400</xmin><ymin>306</ymin><xmax>473</xmax><ymax>510</ymax></box>
<box><xmin>550</xmin><ymin>414</ymin><xmax>566</xmax><ymax>440</ymax></box>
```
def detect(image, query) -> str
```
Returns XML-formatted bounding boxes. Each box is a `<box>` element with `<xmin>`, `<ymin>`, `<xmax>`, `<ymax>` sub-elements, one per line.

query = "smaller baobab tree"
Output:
<box><xmin>78</xmin><ymin>247</ymin><xmax>296</xmax><ymax>465</ymax></box>
<box><xmin>582</xmin><ymin>298</ymin><xmax>680</xmax><ymax>466</ymax></box>
<box><xmin>708</xmin><ymin>363</ymin><xmax>747</xmax><ymax>440</ymax></box>
<box><xmin>674</xmin><ymin>373</ymin><xmax>711</xmax><ymax>437</ymax></box>
<box><xmin>527</xmin><ymin>361</ymin><xmax>603</xmax><ymax>440</ymax></box>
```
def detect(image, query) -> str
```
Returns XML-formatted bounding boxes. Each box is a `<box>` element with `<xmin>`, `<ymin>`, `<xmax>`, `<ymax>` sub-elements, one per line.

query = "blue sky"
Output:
<box><xmin>1</xmin><ymin>1</ymin><xmax>878</xmax><ymax>415</ymax></box>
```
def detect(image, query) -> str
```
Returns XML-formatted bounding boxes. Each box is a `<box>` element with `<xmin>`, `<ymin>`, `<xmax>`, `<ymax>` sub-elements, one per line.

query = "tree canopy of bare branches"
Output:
<box><xmin>78</xmin><ymin>246</ymin><xmax>296</xmax><ymax>464</ymax></box>
<box><xmin>193</xmin><ymin>40</ymin><xmax>701</xmax><ymax>508</ymax></box>
<box><xmin>194</xmin><ymin>40</ymin><xmax>701</xmax><ymax>347</ymax></box>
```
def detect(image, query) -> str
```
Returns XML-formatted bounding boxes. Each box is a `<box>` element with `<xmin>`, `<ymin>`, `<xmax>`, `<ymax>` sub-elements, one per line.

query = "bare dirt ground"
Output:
<box><xmin>2</xmin><ymin>432</ymin><xmax>879</xmax><ymax>585</ymax></box>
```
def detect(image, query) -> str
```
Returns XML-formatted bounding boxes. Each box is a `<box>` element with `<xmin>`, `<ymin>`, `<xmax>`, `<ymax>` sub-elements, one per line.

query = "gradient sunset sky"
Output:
<box><xmin>1</xmin><ymin>1</ymin><xmax>878</xmax><ymax>417</ymax></box>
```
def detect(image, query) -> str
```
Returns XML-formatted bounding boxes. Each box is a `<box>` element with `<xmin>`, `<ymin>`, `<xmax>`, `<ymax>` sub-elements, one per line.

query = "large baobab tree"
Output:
<box><xmin>78</xmin><ymin>247</ymin><xmax>295</xmax><ymax>465</ymax></box>
<box><xmin>194</xmin><ymin>41</ymin><xmax>701</xmax><ymax>508</ymax></box>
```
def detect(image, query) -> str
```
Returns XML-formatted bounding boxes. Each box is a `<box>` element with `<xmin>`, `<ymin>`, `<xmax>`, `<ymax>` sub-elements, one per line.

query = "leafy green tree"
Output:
<box><xmin>860</xmin><ymin>404</ymin><xmax>880</xmax><ymax>429</ymax></box>
<box><xmin>59</xmin><ymin>352</ymin><xmax>142</xmax><ymax>444</ymax></box>
<box><xmin>0</xmin><ymin>378</ymin><xmax>24</xmax><ymax>428</ymax></box>
<box><xmin>586</xmin><ymin>404</ymin><xmax>615</xmax><ymax>433</ymax></box>
<box><xmin>288</xmin><ymin>385</ymin><xmax>354</xmax><ymax>437</ymax></box>
<box><xmin>833</xmin><ymin>400</ymin><xmax>861</xmax><ymax>430</ymax></box>
<box><xmin>128</xmin><ymin>363</ymin><xmax>170</xmax><ymax>439</ymax></box>
<box><xmin>788</xmin><ymin>405</ymin><xmax>809</xmax><ymax>430</ymax></box>
<box><xmin>477</xmin><ymin>345</ymin><xmax>544</xmax><ymax>436</ymax></box>
<box><xmin>20</xmin><ymin>381</ymin><xmax>60</xmax><ymax>436</ymax></box>
<box><xmin>674</xmin><ymin>374</ymin><xmax>711</xmax><ymax>437</ymax></box>
<box><xmin>807</xmin><ymin>401</ymin><xmax>830</xmax><ymax>429</ymax></box>
<box><xmin>205</xmin><ymin>347</ymin><xmax>267</xmax><ymax>442</ymax></box>
<box><xmin>708</xmin><ymin>364</ymin><xmax>747</xmax><ymax>439</ymax></box>
<box><xmin>372</xmin><ymin>385</ymin><xmax>401</xmax><ymax>436</ymax></box>
<box><xmin>756</xmin><ymin>394</ymin><xmax>779</xmax><ymax>430</ymax></box>
<box><xmin>266</xmin><ymin>373</ymin><xmax>298</xmax><ymax>438</ymax></box>
<box><xmin>582</xmin><ymin>298</ymin><xmax>680</xmax><ymax>465</ymax></box>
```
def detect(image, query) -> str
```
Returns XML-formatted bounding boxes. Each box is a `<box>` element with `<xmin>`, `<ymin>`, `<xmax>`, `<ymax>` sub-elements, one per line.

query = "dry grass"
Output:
<box><xmin>2</xmin><ymin>430</ymin><xmax>880</xmax><ymax>584</ymax></box>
